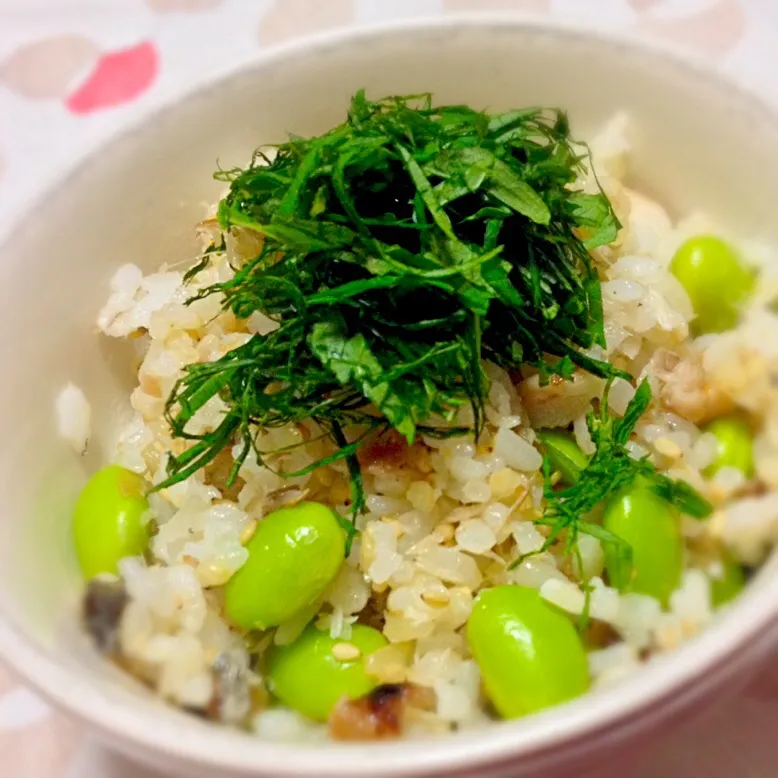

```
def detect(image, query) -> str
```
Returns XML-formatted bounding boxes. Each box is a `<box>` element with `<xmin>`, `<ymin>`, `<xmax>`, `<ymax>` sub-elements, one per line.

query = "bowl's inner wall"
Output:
<box><xmin>1</xmin><ymin>18</ymin><xmax>778</xmax><ymax>764</ymax></box>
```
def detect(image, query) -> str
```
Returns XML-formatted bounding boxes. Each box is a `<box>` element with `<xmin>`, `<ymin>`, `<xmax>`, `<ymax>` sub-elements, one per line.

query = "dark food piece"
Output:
<box><xmin>357</xmin><ymin>429</ymin><xmax>426</xmax><ymax>476</ymax></box>
<box><xmin>207</xmin><ymin>650</ymin><xmax>252</xmax><ymax>725</ymax></box>
<box><xmin>204</xmin><ymin>448</ymin><xmax>246</xmax><ymax>502</ymax></box>
<box><xmin>582</xmin><ymin>619</ymin><xmax>621</xmax><ymax>650</ymax></box>
<box><xmin>186</xmin><ymin>651</ymin><xmax>254</xmax><ymax>725</ymax></box>
<box><xmin>357</xmin><ymin>588</ymin><xmax>389</xmax><ymax>632</ymax></box>
<box><xmin>328</xmin><ymin>683</ymin><xmax>436</xmax><ymax>741</ymax></box>
<box><xmin>83</xmin><ymin>577</ymin><xmax>128</xmax><ymax>654</ymax></box>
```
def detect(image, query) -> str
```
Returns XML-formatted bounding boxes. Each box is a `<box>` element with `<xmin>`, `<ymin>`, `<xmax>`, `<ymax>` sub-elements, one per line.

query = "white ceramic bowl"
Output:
<box><xmin>1</xmin><ymin>15</ymin><xmax>778</xmax><ymax>778</ymax></box>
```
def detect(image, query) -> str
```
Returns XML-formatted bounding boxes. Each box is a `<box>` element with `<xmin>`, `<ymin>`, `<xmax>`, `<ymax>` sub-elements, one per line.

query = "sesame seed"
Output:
<box><xmin>421</xmin><ymin>590</ymin><xmax>450</xmax><ymax>607</ymax></box>
<box><xmin>240</xmin><ymin>520</ymin><xmax>257</xmax><ymax>545</ymax></box>
<box><xmin>654</xmin><ymin>437</ymin><xmax>683</xmax><ymax>459</ymax></box>
<box><xmin>435</xmin><ymin>524</ymin><xmax>455</xmax><ymax>542</ymax></box>
<box><xmin>332</xmin><ymin>642</ymin><xmax>361</xmax><ymax>662</ymax></box>
<box><xmin>709</xmin><ymin>484</ymin><xmax>729</xmax><ymax>503</ymax></box>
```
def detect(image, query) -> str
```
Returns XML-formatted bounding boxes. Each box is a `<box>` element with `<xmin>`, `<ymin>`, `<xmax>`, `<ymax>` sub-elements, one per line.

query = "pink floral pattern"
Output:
<box><xmin>0</xmin><ymin>35</ymin><xmax>99</xmax><ymax>100</ymax></box>
<box><xmin>0</xmin><ymin>665</ymin><xmax>82</xmax><ymax>778</ymax></box>
<box><xmin>146</xmin><ymin>0</ymin><xmax>224</xmax><ymax>10</ymax></box>
<box><xmin>65</xmin><ymin>42</ymin><xmax>159</xmax><ymax>115</ymax></box>
<box><xmin>257</xmin><ymin>0</ymin><xmax>357</xmax><ymax>47</ymax></box>
<box><xmin>0</xmin><ymin>708</ymin><xmax>82</xmax><ymax>778</ymax></box>
<box><xmin>634</xmin><ymin>0</ymin><xmax>746</xmax><ymax>56</ymax></box>
<box><xmin>1</xmin><ymin>38</ymin><xmax>159</xmax><ymax>114</ymax></box>
<box><xmin>445</xmin><ymin>0</ymin><xmax>550</xmax><ymax>12</ymax></box>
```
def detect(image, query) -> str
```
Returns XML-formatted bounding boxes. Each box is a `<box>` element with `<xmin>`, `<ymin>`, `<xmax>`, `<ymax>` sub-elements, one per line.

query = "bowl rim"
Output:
<box><xmin>2</xmin><ymin>12</ymin><xmax>778</xmax><ymax>776</ymax></box>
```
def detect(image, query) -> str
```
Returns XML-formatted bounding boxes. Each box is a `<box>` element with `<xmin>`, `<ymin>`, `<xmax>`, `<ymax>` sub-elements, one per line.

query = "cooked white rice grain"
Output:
<box><xmin>56</xmin><ymin>383</ymin><xmax>91</xmax><ymax>454</ymax></box>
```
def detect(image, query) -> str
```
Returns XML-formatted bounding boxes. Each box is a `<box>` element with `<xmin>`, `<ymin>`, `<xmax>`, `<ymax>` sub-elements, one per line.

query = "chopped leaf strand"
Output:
<box><xmin>158</xmin><ymin>93</ymin><xmax>626</xmax><ymax>518</ymax></box>
<box><xmin>516</xmin><ymin>379</ymin><xmax>713</xmax><ymax>573</ymax></box>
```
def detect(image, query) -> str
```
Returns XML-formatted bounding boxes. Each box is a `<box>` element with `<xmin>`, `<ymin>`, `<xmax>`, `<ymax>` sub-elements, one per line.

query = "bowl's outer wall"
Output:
<box><xmin>1</xmin><ymin>19</ymin><xmax>778</xmax><ymax>778</ymax></box>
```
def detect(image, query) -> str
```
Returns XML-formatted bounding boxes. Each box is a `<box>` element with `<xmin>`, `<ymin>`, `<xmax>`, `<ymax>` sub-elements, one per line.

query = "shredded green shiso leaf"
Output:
<box><xmin>519</xmin><ymin>378</ymin><xmax>713</xmax><ymax>575</ymax></box>
<box><xmin>156</xmin><ymin>91</ymin><xmax>711</xmax><ymax>554</ymax></box>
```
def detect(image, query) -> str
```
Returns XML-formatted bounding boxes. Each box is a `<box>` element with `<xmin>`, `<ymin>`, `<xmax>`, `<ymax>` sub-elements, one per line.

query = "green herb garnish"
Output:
<box><xmin>156</xmin><ymin>92</ymin><xmax>624</xmax><ymax>526</ymax></box>
<box><xmin>521</xmin><ymin>379</ymin><xmax>713</xmax><ymax>573</ymax></box>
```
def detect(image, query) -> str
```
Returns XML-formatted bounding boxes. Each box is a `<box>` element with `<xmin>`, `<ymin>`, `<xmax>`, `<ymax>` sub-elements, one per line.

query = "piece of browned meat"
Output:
<box><xmin>329</xmin><ymin>683</ymin><xmax>436</xmax><ymax>741</ymax></box>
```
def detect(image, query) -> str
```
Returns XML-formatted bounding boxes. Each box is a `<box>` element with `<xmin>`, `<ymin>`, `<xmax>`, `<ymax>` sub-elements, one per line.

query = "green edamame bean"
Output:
<box><xmin>710</xmin><ymin>553</ymin><xmax>745</xmax><ymax>607</ymax></box>
<box><xmin>467</xmin><ymin>585</ymin><xmax>589</xmax><ymax>719</ymax></box>
<box><xmin>72</xmin><ymin>465</ymin><xmax>149</xmax><ymax>579</ymax></box>
<box><xmin>267</xmin><ymin>624</ymin><xmax>387</xmax><ymax>721</ymax></box>
<box><xmin>603</xmin><ymin>485</ymin><xmax>682</xmax><ymax>606</ymax></box>
<box><xmin>704</xmin><ymin>416</ymin><xmax>754</xmax><ymax>478</ymax></box>
<box><xmin>670</xmin><ymin>235</ymin><xmax>754</xmax><ymax>334</ymax></box>
<box><xmin>536</xmin><ymin>430</ymin><xmax>589</xmax><ymax>485</ymax></box>
<box><xmin>225</xmin><ymin>501</ymin><xmax>345</xmax><ymax>630</ymax></box>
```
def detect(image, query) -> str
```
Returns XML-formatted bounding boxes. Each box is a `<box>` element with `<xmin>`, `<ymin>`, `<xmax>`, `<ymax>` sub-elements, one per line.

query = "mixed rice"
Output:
<box><xmin>80</xmin><ymin>113</ymin><xmax>778</xmax><ymax>741</ymax></box>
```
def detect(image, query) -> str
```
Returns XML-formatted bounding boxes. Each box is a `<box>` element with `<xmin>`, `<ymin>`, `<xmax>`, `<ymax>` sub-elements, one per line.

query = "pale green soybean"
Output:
<box><xmin>73</xmin><ymin>465</ymin><xmax>149</xmax><ymax>579</ymax></box>
<box><xmin>225</xmin><ymin>501</ymin><xmax>345</xmax><ymax>630</ymax></box>
<box><xmin>266</xmin><ymin>624</ymin><xmax>387</xmax><ymax>721</ymax></box>
<box><xmin>466</xmin><ymin>585</ymin><xmax>589</xmax><ymax>719</ymax></box>
<box><xmin>536</xmin><ymin>430</ymin><xmax>589</xmax><ymax>485</ymax></box>
<box><xmin>704</xmin><ymin>416</ymin><xmax>754</xmax><ymax>478</ymax></box>
<box><xmin>670</xmin><ymin>235</ymin><xmax>754</xmax><ymax>334</ymax></box>
<box><xmin>710</xmin><ymin>553</ymin><xmax>746</xmax><ymax>607</ymax></box>
<box><xmin>603</xmin><ymin>485</ymin><xmax>682</xmax><ymax>606</ymax></box>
